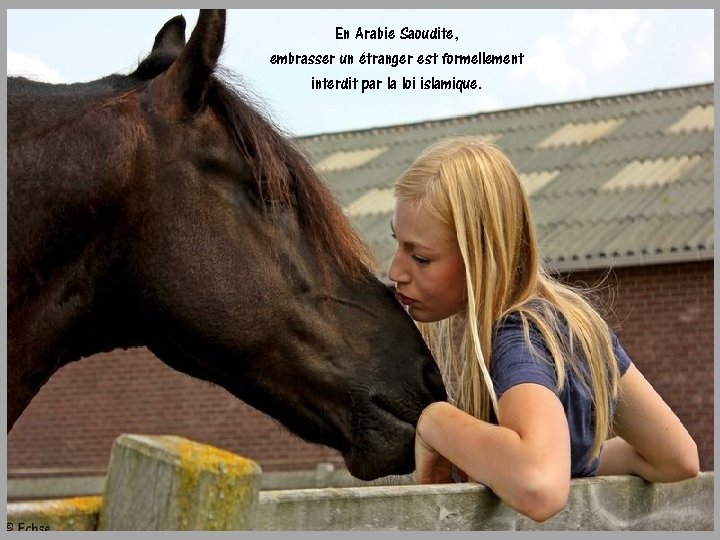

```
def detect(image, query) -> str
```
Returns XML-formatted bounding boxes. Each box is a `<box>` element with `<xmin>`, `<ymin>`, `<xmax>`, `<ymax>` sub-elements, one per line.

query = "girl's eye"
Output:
<box><xmin>413</xmin><ymin>255</ymin><xmax>430</xmax><ymax>264</ymax></box>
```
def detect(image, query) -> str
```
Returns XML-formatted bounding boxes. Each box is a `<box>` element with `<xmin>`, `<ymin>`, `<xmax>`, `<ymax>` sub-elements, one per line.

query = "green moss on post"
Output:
<box><xmin>98</xmin><ymin>434</ymin><xmax>261</xmax><ymax>530</ymax></box>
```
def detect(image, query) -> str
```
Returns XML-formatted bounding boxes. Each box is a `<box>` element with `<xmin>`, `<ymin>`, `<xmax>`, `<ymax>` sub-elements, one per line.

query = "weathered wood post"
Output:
<box><xmin>97</xmin><ymin>434</ymin><xmax>261</xmax><ymax>530</ymax></box>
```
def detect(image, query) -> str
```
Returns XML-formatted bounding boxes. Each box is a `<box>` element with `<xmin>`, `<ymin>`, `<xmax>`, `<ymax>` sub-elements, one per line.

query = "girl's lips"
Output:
<box><xmin>396</xmin><ymin>293</ymin><xmax>417</xmax><ymax>306</ymax></box>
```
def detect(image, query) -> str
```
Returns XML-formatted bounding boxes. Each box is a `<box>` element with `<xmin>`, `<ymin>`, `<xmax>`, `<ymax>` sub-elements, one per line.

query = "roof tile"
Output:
<box><xmin>297</xmin><ymin>83</ymin><xmax>714</xmax><ymax>274</ymax></box>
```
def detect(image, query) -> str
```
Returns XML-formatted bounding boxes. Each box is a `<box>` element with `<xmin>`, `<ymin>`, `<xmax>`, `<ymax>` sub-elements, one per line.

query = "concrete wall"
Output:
<box><xmin>6</xmin><ymin>435</ymin><xmax>714</xmax><ymax>531</ymax></box>
<box><xmin>255</xmin><ymin>474</ymin><xmax>714</xmax><ymax>531</ymax></box>
<box><xmin>9</xmin><ymin>475</ymin><xmax>713</xmax><ymax>531</ymax></box>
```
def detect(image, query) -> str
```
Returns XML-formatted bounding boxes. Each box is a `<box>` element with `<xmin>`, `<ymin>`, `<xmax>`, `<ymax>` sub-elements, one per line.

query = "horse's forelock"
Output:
<box><xmin>208</xmin><ymin>78</ymin><xmax>377</xmax><ymax>282</ymax></box>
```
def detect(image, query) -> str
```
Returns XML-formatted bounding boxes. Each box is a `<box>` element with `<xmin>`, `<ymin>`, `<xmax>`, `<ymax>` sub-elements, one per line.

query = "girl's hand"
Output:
<box><xmin>414</xmin><ymin>429</ymin><xmax>453</xmax><ymax>484</ymax></box>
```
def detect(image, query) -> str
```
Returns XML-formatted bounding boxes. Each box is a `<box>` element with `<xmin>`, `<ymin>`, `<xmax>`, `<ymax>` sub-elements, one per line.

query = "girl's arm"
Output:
<box><xmin>415</xmin><ymin>383</ymin><xmax>570</xmax><ymax>522</ymax></box>
<box><xmin>596</xmin><ymin>364</ymin><xmax>699</xmax><ymax>481</ymax></box>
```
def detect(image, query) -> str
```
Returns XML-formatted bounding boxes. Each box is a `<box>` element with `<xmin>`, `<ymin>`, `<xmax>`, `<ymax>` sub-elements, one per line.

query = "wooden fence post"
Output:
<box><xmin>97</xmin><ymin>434</ymin><xmax>261</xmax><ymax>530</ymax></box>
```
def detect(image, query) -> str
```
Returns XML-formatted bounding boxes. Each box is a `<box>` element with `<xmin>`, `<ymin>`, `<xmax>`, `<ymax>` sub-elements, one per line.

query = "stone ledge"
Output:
<box><xmin>7</xmin><ymin>496</ymin><xmax>102</xmax><ymax>531</ymax></box>
<box><xmin>254</xmin><ymin>472</ymin><xmax>714</xmax><ymax>530</ymax></box>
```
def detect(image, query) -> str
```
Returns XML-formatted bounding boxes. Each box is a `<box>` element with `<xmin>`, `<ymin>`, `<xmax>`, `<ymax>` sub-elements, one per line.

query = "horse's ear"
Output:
<box><xmin>151</xmin><ymin>14</ymin><xmax>187</xmax><ymax>54</ymax></box>
<box><xmin>132</xmin><ymin>15</ymin><xmax>187</xmax><ymax>80</ymax></box>
<box><xmin>151</xmin><ymin>9</ymin><xmax>225</xmax><ymax>113</ymax></box>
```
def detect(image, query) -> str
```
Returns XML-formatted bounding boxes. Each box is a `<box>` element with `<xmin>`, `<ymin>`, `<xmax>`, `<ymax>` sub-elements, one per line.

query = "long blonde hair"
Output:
<box><xmin>394</xmin><ymin>137</ymin><xmax>619</xmax><ymax>460</ymax></box>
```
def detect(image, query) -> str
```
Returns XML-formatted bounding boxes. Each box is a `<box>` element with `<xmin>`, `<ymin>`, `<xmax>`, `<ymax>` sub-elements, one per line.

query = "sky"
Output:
<box><xmin>5</xmin><ymin>8</ymin><xmax>715</xmax><ymax>137</ymax></box>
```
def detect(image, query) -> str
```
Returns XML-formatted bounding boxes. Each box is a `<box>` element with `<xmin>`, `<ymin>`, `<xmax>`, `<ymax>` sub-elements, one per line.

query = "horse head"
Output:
<box><xmin>7</xmin><ymin>10</ymin><xmax>446</xmax><ymax>480</ymax></box>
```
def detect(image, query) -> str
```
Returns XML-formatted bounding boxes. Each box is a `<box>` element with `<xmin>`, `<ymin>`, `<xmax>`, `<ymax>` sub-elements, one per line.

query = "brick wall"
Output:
<box><xmin>563</xmin><ymin>260</ymin><xmax>713</xmax><ymax>471</ymax></box>
<box><xmin>7</xmin><ymin>348</ymin><xmax>344</xmax><ymax>474</ymax></box>
<box><xmin>7</xmin><ymin>261</ymin><xmax>713</xmax><ymax>474</ymax></box>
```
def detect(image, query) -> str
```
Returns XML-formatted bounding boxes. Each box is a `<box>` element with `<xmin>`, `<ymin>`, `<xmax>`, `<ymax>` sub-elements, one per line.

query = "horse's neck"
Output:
<box><xmin>8</xmin><ymin>85</ymin><xmax>139</xmax><ymax>283</ymax></box>
<box><xmin>7</xmin><ymin>90</ymin><xmax>142</xmax><ymax>429</ymax></box>
<box><xmin>7</xmin><ymin>75</ymin><xmax>131</xmax><ymax>98</ymax></box>
<box><xmin>7</xmin><ymin>213</ymin><xmax>127</xmax><ymax>423</ymax></box>
<box><xmin>8</xmin><ymin>76</ymin><xmax>133</xmax><ymax>138</ymax></box>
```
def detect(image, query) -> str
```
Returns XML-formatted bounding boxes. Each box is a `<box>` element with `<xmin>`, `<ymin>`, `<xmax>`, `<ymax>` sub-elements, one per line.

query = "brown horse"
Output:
<box><xmin>6</xmin><ymin>10</ymin><xmax>445</xmax><ymax>480</ymax></box>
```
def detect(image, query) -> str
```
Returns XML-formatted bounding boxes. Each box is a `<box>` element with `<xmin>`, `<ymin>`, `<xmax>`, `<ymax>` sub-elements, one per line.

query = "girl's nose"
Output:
<box><xmin>387</xmin><ymin>249</ymin><xmax>409</xmax><ymax>284</ymax></box>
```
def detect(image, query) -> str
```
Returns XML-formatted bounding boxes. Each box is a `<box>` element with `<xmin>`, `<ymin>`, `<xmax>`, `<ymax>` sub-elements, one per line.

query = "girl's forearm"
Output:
<box><xmin>598</xmin><ymin>436</ymin><xmax>699</xmax><ymax>482</ymax></box>
<box><xmin>416</xmin><ymin>400</ymin><xmax>569</xmax><ymax>522</ymax></box>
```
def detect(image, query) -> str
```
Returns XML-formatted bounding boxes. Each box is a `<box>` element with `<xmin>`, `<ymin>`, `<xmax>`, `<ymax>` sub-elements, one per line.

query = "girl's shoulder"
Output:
<box><xmin>491</xmin><ymin>311</ymin><xmax>558</xmax><ymax>396</ymax></box>
<box><xmin>493</xmin><ymin>307</ymin><xmax>552</xmax><ymax>351</ymax></box>
<box><xmin>494</xmin><ymin>305</ymin><xmax>632</xmax><ymax>376</ymax></box>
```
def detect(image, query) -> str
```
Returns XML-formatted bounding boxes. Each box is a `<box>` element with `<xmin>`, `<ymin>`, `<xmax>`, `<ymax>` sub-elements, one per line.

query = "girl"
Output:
<box><xmin>388</xmin><ymin>137</ymin><xmax>699</xmax><ymax>522</ymax></box>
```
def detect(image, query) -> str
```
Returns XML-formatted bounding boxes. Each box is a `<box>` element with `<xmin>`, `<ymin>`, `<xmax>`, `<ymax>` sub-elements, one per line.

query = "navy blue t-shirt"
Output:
<box><xmin>491</xmin><ymin>313</ymin><xmax>632</xmax><ymax>477</ymax></box>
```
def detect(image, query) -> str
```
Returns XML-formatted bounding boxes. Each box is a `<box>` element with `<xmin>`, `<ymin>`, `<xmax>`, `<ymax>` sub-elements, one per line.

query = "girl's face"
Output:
<box><xmin>388</xmin><ymin>198</ymin><xmax>467</xmax><ymax>322</ymax></box>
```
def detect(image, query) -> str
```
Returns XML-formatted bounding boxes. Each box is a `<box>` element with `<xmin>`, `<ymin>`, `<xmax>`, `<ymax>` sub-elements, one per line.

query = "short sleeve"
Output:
<box><xmin>492</xmin><ymin>315</ymin><xmax>633</xmax><ymax>399</ymax></box>
<box><xmin>491</xmin><ymin>315</ymin><xmax>558</xmax><ymax>398</ymax></box>
<box><xmin>611</xmin><ymin>330</ymin><xmax>632</xmax><ymax>376</ymax></box>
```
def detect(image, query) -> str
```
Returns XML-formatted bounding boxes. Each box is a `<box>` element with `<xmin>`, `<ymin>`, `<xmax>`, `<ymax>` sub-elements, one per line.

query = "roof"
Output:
<box><xmin>296</xmin><ymin>83</ymin><xmax>714</xmax><ymax>277</ymax></box>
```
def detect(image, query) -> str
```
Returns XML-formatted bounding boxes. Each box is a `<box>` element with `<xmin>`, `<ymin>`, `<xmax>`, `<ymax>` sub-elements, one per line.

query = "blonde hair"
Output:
<box><xmin>394</xmin><ymin>137</ymin><xmax>619</xmax><ymax>460</ymax></box>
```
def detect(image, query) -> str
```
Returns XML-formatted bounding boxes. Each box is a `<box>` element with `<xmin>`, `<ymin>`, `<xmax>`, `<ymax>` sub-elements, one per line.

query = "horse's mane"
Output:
<box><xmin>208</xmin><ymin>74</ymin><xmax>377</xmax><ymax>282</ymax></box>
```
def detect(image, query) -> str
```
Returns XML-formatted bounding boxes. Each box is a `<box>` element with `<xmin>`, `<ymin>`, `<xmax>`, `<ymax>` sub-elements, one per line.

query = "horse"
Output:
<box><xmin>6</xmin><ymin>9</ymin><xmax>446</xmax><ymax>481</ymax></box>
